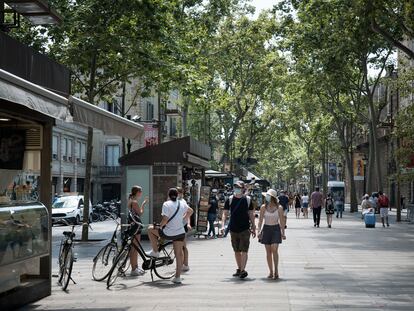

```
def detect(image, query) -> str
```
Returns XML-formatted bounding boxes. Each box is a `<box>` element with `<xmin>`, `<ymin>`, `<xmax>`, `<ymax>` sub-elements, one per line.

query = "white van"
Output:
<box><xmin>51</xmin><ymin>194</ymin><xmax>92</xmax><ymax>225</ymax></box>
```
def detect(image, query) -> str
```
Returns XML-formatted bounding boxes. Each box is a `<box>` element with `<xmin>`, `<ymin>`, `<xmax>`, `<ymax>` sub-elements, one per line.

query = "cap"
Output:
<box><xmin>234</xmin><ymin>181</ymin><xmax>245</xmax><ymax>188</ymax></box>
<box><xmin>262</xmin><ymin>189</ymin><xmax>278</xmax><ymax>199</ymax></box>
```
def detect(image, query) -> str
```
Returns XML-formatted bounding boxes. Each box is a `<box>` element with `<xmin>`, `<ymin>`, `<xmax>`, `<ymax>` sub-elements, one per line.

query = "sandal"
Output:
<box><xmin>273</xmin><ymin>274</ymin><xmax>279</xmax><ymax>280</ymax></box>
<box><xmin>267</xmin><ymin>273</ymin><xmax>273</xmax><ymax>279</ymax></box>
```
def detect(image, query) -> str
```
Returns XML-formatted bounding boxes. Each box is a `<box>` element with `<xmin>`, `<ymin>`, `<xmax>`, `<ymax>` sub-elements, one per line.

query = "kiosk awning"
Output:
<box><xmin>0</xmin><ymin>69</ymin><xmax>70</xmax><ymax>122</ymax></box>
<box><xmin>69</xmin><ymin>96</ymin><xmax>143</xmax><ymax>141</ymax></box>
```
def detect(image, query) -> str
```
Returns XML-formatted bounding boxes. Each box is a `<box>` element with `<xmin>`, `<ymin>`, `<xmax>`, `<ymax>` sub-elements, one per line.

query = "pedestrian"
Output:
<box><xmin>278</xmin><ymin>190</ymin><xmax>289</xmax><ymax>229</ymax></box>
<box><xmin>361</xmin><ymin>194</ymin><xmax>373</xmax><ymax>219</ymax></box>
<box><xmin>257</xmin><ymin>189</ymin><xmax>286</xmax><ymax>279</ymax></box>
<box><xmin>127</xmin><ymin>185</ymin><xmax>148</xmax><ymax>276</ymax></box>
<box><xmin>223</xmin><ymin>181</ymin><xmax>256</xmax><ymax>279</ymax></box>
<box><xmin>294</xmin><ymin>193</ymin><xmax>302</xmax><ymax>219</ymax></box>
<box><xmin>177</xmin><ymin>187</ymin><xmax>193</xmax><ymax>272</ymax></box>
<box><xmin>207</xmin><ymin>189</ymin><xmax>219</xmax><ymax>239</ymax></box>
<box><xmin>325</xmin><ymin>193</ymin><xmax>334</xmax><ymax>228</ymax></box>
<box><xmin>310</xmin><ymin>187</ymin><xmax>323</xmax><ymax>228</ymax></box>
<box><xmin>146</xmin><ymin>188</ymin><xmax>193</xmax><ymax>284</ymax></box>
<box><xmin>288</xmin><ymin>192</ymin><xmax>294</xmax><ymax>211</ymax></box>
<box><xmin>335</xmin><ymin>195</ymin><xmax>344</xmax><ymax>218</ymax></box>
<box><xmin>302</xmin><ymin>192</ymin><xmax>309</xmax><ymax>218</ymax></box>
<box><xmin>378</xmin><ymin>191</ymin><xmax>390</xmax><ymax>227</ymax></box>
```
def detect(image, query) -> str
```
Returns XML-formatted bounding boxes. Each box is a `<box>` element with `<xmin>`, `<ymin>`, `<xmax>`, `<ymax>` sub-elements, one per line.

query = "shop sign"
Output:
<box><xmin>144</xmin><ymin>123</ymin><xmax>159</xmax><ymax>147</ymax></box>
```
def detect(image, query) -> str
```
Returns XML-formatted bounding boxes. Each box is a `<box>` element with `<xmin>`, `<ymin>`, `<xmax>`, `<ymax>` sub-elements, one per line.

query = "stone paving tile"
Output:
<box><xmin>19</xmin><ymin>209</ymin><xmax>414</xmax><ymax>311</ymax></box>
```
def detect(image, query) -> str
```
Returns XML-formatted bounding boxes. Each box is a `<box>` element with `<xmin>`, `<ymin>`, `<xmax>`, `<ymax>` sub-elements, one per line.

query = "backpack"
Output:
<box><xmin>326</xmin><ymin>198</ymin><xmax>334</xmax><ymax>210</ymax></box>
<box><xmin>378</xmin><ymin>195</ymin><xmax>389</xmax><ymax>207</ymax></box>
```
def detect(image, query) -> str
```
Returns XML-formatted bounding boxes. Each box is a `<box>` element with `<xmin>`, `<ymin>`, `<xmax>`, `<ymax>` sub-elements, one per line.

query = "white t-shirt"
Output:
<box><xmin>162</xmin><ymin>200</ymin><xmax>188</xmax><ymax>237</ymax></box>
<box><xmin>180</xmin><ymin>198</ymin><xmax>190</xmax><ymax>225</ymax></box>
<box><xmin>302</xmin><ymin>195</ymin><xmax>309</xmax><ymax>204</ymax></box>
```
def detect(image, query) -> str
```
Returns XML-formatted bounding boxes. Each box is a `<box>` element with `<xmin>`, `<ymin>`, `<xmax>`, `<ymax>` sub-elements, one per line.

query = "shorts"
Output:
<box><xmin>303</xmin><ymin>203</ymin><xmax>309</xmax><ymax>209</ymax></box>
<box><xmin>380</xmin><ymin>208</ymin><xmax>389</xmax><ymax>218</ymax></box>
<box><xmin>230</xmin><ymin>229</ymin><xmax>250</xmax><ymax>252</ymax></box>
<box><xmin>158</xmin><ymin>228</ymin><xmax>185</xmax><ymax>242</ymax></box>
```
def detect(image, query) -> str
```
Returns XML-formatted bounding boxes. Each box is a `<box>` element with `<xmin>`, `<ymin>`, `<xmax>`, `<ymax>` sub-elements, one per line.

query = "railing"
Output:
<box><xmin>98</xmin><ymin>166</ymin><xmax>121</xmax><ymax>177</ymax></box>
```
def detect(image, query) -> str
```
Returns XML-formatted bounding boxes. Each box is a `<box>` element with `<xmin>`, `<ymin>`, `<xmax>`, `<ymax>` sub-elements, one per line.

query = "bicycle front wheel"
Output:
<box><xmin>153</xmin><ymin>241</ymin><xmax>176</xmax><ymax>279</ymax></box>
<box><xmin>107</xmin><ymin>246</ymin><xmax>130</xmax><ymax>288</ymax></box>
<box><xmin>60</xmin><ymin>246</ymin><xmax>74</xmax><ymax>291</ymax></box>
<box><xmin>92</xmin><ymin>243</ymin><xmax>117</xmax><ymax>281</ymax></box>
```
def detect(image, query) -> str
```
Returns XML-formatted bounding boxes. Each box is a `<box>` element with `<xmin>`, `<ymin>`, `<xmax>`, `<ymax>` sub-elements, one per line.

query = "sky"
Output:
<box><xmin>250</xmin><ymin>0</ymin><xmax>277</xmax><ymax>15</ymax></box>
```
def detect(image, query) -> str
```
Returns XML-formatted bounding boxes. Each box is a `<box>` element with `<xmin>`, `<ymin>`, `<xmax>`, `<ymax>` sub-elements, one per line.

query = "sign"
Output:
<box><xmin>353</xmin><ymin>153</ymin><xmax>364</xmax><ymax>181</ymax></box>
<box><xmin>328</xmin><ymin>163</ymin><xmax>337</xmax><ymax>181</ymax></box>
<box><xmin>144</xmin><ymin>123</ymin><xmax>159</xmax><ymax>147</ymax></box>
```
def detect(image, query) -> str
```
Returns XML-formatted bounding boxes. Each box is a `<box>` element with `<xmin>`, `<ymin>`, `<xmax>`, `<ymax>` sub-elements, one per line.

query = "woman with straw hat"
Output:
<box><xmin>257</xmin><ymin>189</ymin><xmax>286</xmax><ymax>279</ymax></box>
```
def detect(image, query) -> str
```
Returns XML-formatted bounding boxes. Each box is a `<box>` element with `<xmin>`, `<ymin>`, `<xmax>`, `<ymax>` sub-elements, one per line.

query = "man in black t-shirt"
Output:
<box><xmin>224</xmin><ymin>181</ymin><xmax>256</xmax><ymax>279</ymax></box>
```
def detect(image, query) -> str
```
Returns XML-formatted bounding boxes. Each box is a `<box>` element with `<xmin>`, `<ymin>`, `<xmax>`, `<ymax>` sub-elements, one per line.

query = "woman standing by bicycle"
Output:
<box><xmin>257</xmin><ymin>189</ymin><xmax>286</xmax><ymax>280</ymax></box>
<box><xmin>147</xmin><ymin>188</ymin><xmax>193</xmax><ymax>284</ymax></box>
<box><xmin>128</xmin><ymin>185</ymin><xmax>148</xmax><ymax>276</ymax></box>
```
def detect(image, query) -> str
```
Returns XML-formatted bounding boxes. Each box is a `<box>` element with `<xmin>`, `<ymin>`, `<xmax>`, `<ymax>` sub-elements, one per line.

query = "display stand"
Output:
<box><xmin>195</xmin><ymin>186</ymin><xmax>210</xmax><ymax>238</ymax></box>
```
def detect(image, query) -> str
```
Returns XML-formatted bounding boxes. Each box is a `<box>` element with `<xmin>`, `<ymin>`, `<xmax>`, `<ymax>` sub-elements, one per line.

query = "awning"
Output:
<box><xmin>205</xmin><ymin>169</ymin><xmax>228</xmax><ymax>178</ymax></box>
<box><xmin>0</xmin><ymin>69</ymin><xmax>71</xmax><ymax>122</ymax></box>
<box><xmin>69</xmin><ymin>96</ymin><xmax>143</xmax><ymax>141</ymax></box>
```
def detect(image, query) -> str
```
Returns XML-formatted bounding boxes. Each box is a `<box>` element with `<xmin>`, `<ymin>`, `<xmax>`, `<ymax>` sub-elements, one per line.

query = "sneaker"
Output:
<box><xmin>182</xmin><ymin>265</ymin><xmax>190</xmax><ymax>272</ymax></box>
<box><xmin>387</xmin><ymin>223</ymin><xmax>390</xmax><ymax>227</ymax></box>
<box><xmin>317</xmin><ymin>225</ymin><xmax>319</xmax><ymax>228</ymax></box>
<box><xmin>232</xmin><ymin>269</ymin><xmax>241</xmax><ymax>277</ymax></box>
<box><xmin>314</xmin><ymin>224</ymin><xmax>316</xmax><ymax>227</ymax></box>
<box><xmin>328</xmin><ymin>225</ymin><xmax>331</xmax><ymax>228</ymax></box>
<box><xmin>130</xmin><ymin>268</ymin><xmax>144</xmax><ymax>276</ymax></box>
<box><xmin>239</xmin><ymin>270</ymin><xmax>248</xmax><ymax>279</ymax></box>
<box><xmin>172</xmin><ymin>277</ymin><xmax>182</xmax><ymax>284</ymax></box>
<box><xmin>145</xmin><ymin>250</ymin><xmax>160</xmax><ymax>258</ymax></box>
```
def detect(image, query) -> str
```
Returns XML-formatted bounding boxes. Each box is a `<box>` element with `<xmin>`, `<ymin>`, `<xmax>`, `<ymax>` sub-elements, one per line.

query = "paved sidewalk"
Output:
<box><xmin>21</xmin><ymin>209</ymin><xmax>414</xmax><ymax>311</ymax></box>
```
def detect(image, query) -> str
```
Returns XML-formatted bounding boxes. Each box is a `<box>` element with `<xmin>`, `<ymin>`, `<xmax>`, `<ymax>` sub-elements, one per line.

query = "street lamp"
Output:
<box><xmin>362</xmin><ymin>155</ymin><xmax>368</xmax><ymax>195</ymax></box>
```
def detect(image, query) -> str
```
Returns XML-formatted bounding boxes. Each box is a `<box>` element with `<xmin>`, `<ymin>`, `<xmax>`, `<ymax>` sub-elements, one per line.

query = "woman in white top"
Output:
<box><xmin>302</xmin><ymin>192</ymin><xmax>309</xmax><ymax>218</ymax></box>
<box><xmin>258</xmin><ymin>189</ymin><xmax>286</xmax><ymax>279</ymax></box>
<box><xmin>147</xmin><ymin>188</ymin><xmax>193</xmax><ymax>284</ymax></box>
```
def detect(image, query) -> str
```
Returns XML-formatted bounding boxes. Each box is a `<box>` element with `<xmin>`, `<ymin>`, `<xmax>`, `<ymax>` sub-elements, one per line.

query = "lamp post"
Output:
<box><xmin>362</xmin><ymin>155</ymin><xmax>368</xmax><ymax>195</ymax></box>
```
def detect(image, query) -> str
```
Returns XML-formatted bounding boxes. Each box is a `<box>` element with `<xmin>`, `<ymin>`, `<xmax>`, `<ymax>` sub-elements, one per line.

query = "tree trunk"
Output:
<box><xmin>367</xmin><ymin>122</ymin><xmax>375</xmax><ymax>193</ymax></box>
<box><xmin>82</xmin><ymin>126</ymin><xmax>93</xmax><ymax>241</ymax></box>
<box><xmin>321</xmin><ymin>143</ymin><xmax>328</xmax><ymax>195</ymax></box>
<box><xmin>368</xmin><ymin>97</ymin><xmax>383</xmax><ymax>191</ymax></box>
<box><xmin>345</xmin><ymin>150</ymin><xmax>358</xmax><ymax>212</ymax></box>
<box><xmin>121</xmin><ymin>82</ymin><xmax>126</xmax><ymax>156</ymax></box>
<box><xmin>81</xmin><ymin>51</ymin><xmax>97</xmax><ymax>241</ymax></box>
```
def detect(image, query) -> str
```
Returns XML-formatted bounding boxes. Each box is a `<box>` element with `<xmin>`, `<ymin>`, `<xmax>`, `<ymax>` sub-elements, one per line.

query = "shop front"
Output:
<box><xmin>119</xmin><ymin>136</ymin><xmax>211</xmax><ymax>228</ymax></box>
<box><xmin>0</xmin><ymin>68</ymin><xmax>143</xmax><ymax>308</ymax></box>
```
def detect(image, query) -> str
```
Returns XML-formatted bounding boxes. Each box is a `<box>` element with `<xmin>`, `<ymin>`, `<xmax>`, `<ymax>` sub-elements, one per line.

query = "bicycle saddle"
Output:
<box><xmin>63</xmin><ymin>231</ymin><xmax>76</xmax><ymax>238</ymax></box>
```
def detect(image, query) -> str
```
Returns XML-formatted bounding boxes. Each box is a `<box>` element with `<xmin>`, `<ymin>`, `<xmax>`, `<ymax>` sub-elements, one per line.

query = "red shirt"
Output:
<box><xmin>311</xmin><ymin>191</ymin><xmax>323</xmax><ymax>208</ymax></box>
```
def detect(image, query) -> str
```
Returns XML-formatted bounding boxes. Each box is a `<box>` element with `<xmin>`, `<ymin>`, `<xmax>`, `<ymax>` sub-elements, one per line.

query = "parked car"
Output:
<box><xmin>51</xmin><ymin>194</ymin><xmax>92</xmax><ymax>225</ymax></box>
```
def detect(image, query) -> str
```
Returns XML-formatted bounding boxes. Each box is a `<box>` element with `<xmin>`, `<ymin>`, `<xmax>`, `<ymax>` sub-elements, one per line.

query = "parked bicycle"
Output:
<box><xmin>92</xmin><ymin>214</ymin><xmax>127</xmax><ymax>281</ymax></box>
<box><xmin>106</xmin><ymin>215</ymin><xmax>176</xmax><ymax>288</ymax></box>
<box><xmin>57</xmin><ymin>222</ymin><xmax>77</xmax><ymax>291</ymax></box>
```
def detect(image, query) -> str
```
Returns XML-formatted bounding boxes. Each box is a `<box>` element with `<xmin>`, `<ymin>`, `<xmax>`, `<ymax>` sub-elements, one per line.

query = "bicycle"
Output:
<box><xmin>106</xmin><ymin>219</ymin><xmax>176</xmax><ymax>288</ymax></box>
<box><xmin>57</xmin><ymin>223</ymin><xmax>77</xmax><ymax>291</ymax></box>
<box><xmin>92</xmin><ymin>214</ymin><xmax>127</xmax><ymax>281</ymax></box>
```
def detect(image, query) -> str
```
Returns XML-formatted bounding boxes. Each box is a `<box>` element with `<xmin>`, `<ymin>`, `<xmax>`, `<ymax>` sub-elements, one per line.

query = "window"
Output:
<box><xmin>62</xmin><ymin>137</ymin><xmax>68</xmax><ymax>161</ymax></box>
<box><xmin>81</xmin><ymin>142</ymin><xmax>86</xmax><ymax>163</ymax></box>
<box><xmin>52</xmin><ymin>135</ymin><xmax>59</xmax><ymax>160</ymax></box>
<box><xmin>169</xmin><ymin>117</ymin><xmax>177</xmax><ymax>137</ymax></box>
<box><xmin>146</xmin><ymin>101</ymin><xmax>154</xmax><ymax>121</ymax></box>
<box><xmin>76</xmin><ymin>141</ymin><xmax>81</xmax><ymax>163</ymax></box>
<box><xmin>105</xmin><ymin>145</ymin><xmax>120</xmax><ymax>166</ymax></box>
<box><xmin>68</xmin><ymin>139</ymin><xmax>73</xmax><ymax>162</ymax></box>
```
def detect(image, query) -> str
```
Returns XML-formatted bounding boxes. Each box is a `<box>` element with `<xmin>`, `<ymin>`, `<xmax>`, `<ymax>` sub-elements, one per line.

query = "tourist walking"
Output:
<box><xmin>177</xmin><ymin>187</ymin><xmax>192</xmax><ymax>272</ymax></box>
<box><xmin>257</xmin><ymin>189</ymin><xmax>286</xmax><ymax>279</ymax></box>
<box><xmin>207</xmin><ymin>189</ymin><xmax>219</xmax><ymax>238</ymax></box>
<box><xmin>302</xmin><ymin>192</ymin><xmax>309</xmax><ymax>218</ymax></box>
<box><xmin>146</xmin><ymin>188</ymin><xmax>193</xmax><ymax>284</ymax></box>
<box><xmin>127</xmin><ymin>186</ymin><xmax>148</xmax><ymax>276</ymax></box>
<box><xmin>325</xmin><ymin>193</ymin><xmax>334</xmax><ymax>228</ymax></box>
<box><xmin>278</xmin><ymin>190</ymin><xmax>289</xmax><ymax>229</ymax></box>
<box><xmin>310</xmin><ymin>187</ymin><xmax>323</xmax><ymax>228</ymax></box>
<box><xmin>294</xmin><ymin>193</ymin><xmax>302</xmax><ymax>219</ymax></box>
<box><xmin>335</xmin><ymin>195</ymin><xmax>344</xmax><ymax>218</ymax></box>
<box><xmin>378</xmin><ymin>191</ymin><xmax>390</xmax><ymax>227</ymax></box>
<box><xmin>224</xmin><ymin>181</ymin><xmax>256</xmax><ymax>279</ymax></box>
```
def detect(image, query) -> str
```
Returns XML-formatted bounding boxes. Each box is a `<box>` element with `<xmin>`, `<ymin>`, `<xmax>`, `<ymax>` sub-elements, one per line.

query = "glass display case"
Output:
<box><xmin>0</xmin><ymin>202</ymin><xmax>49</xmax><ymax>293</ymax></box>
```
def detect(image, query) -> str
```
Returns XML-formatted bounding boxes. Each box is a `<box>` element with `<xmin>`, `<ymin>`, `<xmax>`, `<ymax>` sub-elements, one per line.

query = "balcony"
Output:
<box><xmin>98</xmin><ymin>166</ymin><xmax>121</xmax><ymax>177</ymax></box>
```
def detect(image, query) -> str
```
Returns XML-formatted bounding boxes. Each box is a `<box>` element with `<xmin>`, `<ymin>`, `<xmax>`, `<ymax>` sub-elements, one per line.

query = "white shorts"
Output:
<box><xmin>380</xmin><ymin>208</ymin><xmax>389</xmax><ymax>217</ymax></box>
